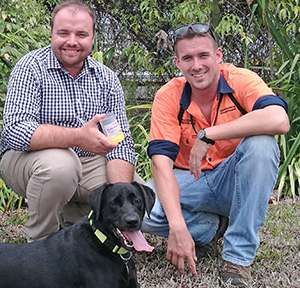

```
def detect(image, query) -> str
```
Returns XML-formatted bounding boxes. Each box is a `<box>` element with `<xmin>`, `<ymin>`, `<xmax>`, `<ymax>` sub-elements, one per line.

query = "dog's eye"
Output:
<box><xmin>111</xmin><ymin>197</ymin><xmax>122</xmax><ymax>207</ymax></box>
<box><xmin>132</xmin><ymin>197</ymin><xmax>141</xmax><ymax>205</ymax></box>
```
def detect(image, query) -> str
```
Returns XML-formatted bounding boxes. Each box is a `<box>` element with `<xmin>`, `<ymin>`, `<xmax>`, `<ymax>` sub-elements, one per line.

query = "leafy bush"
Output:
<box><xmin>1</xmin><ymin>0</ymin><xmax>300</xmax><ymax>212</ymax></box>
<box><xmin>254</xmin><ymin>0</ymin><xmax>300</xmax><ymax>200</ymax></box>
<box><xmin>0</xmin><ymin>0</ymin><xmax>50</xmax><ymax>108</ymax></box>
<box><xmin>126</xmin><ymin>105</ymin><xmax>152</xmax><ymax>181</ymax></box>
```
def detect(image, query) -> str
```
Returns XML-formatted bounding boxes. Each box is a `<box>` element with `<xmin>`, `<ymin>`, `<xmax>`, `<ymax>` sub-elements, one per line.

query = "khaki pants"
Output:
<box><xmin>0</xmin><ymin>149</ymin><xmax>143</xmax><ymax>242</ymax></box>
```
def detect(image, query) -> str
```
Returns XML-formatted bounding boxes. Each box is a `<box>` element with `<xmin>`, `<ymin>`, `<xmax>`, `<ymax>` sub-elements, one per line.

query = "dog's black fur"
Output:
<box><xmin>0</xmin><ymin>182</ymin><xmax>155</xmax><ymax>288</ymax></box>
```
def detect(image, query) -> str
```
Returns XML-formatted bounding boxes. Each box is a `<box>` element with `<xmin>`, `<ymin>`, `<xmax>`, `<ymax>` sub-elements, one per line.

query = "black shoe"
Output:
<box><xmin>196</xmin><ymin>215</ymin><xmax>228</xmax><ymax>259</ymax></box>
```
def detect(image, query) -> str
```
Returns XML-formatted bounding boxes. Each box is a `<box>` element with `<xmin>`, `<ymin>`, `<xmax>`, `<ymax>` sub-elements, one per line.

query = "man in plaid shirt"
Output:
<box><xmin>0</xmin><ymin>0</ymin><xmax>139</xmax><ymax>242</ymax></box>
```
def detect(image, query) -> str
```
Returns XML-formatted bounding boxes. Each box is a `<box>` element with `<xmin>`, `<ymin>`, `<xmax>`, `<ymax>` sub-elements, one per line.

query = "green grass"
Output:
<box><xmin>1</xmin><ymin>198</ymin><xmax>299</xmax><ymax>286</ymax></box>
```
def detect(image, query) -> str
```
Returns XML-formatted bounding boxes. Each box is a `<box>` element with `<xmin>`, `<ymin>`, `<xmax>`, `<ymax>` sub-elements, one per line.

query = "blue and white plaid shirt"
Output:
<box><xmin>0</xmin><ymin>46</ymin><xmax>136</xmax><ymax>166</ymax></box>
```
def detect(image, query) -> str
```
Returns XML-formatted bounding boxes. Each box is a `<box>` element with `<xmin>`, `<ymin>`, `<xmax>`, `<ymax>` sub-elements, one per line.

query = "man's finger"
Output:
<box><xmin>187</xmin><ymin>256</ymin><xmax>197</xmax><ymax>276</ymax></box>
<box><xmin>91</xmin><ymin>114</ymin><xmax>105</xmax><ymax>125</ymax></box>
<box><xmin>177</xmin><ymin>257</ymin><xmax>186</xmax><ymax>275</ymax></box>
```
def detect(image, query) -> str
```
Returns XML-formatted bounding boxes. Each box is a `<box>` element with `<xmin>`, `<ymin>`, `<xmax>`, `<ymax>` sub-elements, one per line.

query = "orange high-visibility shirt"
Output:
<box><xmin>148</xmin><ymin>63</ymin><xmax>287</xmax><ymax>170</ymax></box>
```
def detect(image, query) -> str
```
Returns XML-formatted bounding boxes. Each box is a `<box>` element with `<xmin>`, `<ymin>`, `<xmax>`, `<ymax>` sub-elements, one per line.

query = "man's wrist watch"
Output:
<box><xmin>197</xmin><ymin>129</ymin><xmax>215</xmax><ymax>145</ymax></box>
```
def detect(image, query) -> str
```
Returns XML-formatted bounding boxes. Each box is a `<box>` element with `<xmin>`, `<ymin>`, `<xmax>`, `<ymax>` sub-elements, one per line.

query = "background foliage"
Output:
<box><xmin>0</xmin><ymin>0</ymin><xmax>299</xmax><ymax>209</ymax></box>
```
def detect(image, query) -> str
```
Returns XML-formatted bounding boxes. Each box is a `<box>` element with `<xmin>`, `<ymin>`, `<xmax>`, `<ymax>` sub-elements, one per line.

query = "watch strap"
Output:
<box><xmin>197</xmin><ymin>129</ymin><xmax>215</xmax><ymax>145</ymax></box>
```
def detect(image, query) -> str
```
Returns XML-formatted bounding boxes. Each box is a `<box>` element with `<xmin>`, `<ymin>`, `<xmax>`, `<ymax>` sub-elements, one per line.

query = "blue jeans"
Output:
<box><xmin>142</xmin><ymin>135</ymin><xmax>279</xmax><ymax>266</ymax></box>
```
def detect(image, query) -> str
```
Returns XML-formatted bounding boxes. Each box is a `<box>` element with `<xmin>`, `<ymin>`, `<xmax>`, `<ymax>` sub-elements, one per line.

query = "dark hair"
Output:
<box><xmin>174</xmin><ymin>29</ymin><xmax>218</xmax><ymax>56</ymax></box>
<box><xmin>50</xmin><ymin>0</ymin><xmax>96</xmax><ymax>32</ymax></box>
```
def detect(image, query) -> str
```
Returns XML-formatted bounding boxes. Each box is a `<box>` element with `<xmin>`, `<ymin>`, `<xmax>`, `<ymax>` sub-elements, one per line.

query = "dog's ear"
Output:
<box><xmin>132</xmin><ymin>182</ymin><xmax>155</xmax><ymax>218</ymax></box>
<box><xmin>89</xmin><ymin>183</ymin><xmax>110</xmax><ymax>219</ymax></box>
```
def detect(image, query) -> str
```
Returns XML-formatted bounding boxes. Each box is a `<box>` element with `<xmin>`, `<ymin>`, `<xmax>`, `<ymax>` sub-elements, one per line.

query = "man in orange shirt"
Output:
<box><xmin>142</xmin><ymin>23</ymin><xmax>289</xmax><ymax>286</ymax></box>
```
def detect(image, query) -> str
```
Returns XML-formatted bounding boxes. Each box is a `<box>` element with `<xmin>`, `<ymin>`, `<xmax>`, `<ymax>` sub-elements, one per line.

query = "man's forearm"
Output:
<box><xmin>106</xmin><ymin>159</ymin><xmax>134</xmax><ymax>183</ymax></box>
<box><xmin>152</xmin><ymin>155</ymin><xmax>186</xmax><ymax>228</ymax></box>
<box><xmin>205</xmin><ymin>105</ymin><xmax>289</xmax><ymax>141</ymax></box>
<box><xmin>29</xmin><ymin>124</ymin><xmax>80</xmax><ymax>151</ymax></box>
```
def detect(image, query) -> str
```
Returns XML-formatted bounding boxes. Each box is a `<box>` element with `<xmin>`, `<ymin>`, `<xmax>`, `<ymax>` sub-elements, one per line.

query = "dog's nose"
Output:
<box><xmin>125</xmin><ymin>216</ymin><xmax>139</xmax><ymax>228</ymax></box>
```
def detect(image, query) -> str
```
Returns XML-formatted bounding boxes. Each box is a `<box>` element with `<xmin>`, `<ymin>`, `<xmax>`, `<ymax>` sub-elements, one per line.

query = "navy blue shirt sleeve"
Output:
<box><xmin>253</xmin><ymin>95</ymin><xmax>288</xmax><ymax>113</ymax></box>
<box><xmin>147</xmin><ymin>140</ymin><xmax>180</xmax><ymax>162</ymax></box>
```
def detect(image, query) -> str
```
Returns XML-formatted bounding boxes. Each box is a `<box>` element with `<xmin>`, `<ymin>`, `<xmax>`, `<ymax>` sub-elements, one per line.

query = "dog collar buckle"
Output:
<box><xmin>120</xmin><ymin>252</ymin><xmax>132</xmax><ymax>262</ymax></box>
<box><xmin>120</xmin><ymin>252</ymin><xmax>132</xmax><ymax>283</ymax></box>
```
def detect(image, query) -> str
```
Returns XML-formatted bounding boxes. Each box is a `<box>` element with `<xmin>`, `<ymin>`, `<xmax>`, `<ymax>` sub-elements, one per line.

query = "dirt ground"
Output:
<box><xmin>1</xmin><ymin>197</ymin><xmax>299</xmax><ymax>287</ymax></box>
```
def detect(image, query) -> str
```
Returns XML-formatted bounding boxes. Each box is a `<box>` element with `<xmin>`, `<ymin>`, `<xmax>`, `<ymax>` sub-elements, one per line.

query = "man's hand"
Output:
<box><xmin>29</xmin><ymin>114</ymin><xmax>118</xmax><ymax>154</ymax></box>
<box><xmin>166</xmin><ymin>223</ymin><xmax>197</xmax><ymax>276</ymax></box>
<box><xmin>77</xmin><ymin>114</ymin><xmax>118</xmax><ymax>155</ymax></box>
<box><xmin>189</xmin><ymin>139</ymin><xmax>211</xmax><ymax>180</ymax></box>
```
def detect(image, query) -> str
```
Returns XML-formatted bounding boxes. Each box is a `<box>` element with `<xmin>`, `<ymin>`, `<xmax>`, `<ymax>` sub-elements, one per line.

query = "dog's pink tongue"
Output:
<box><xmin>122</xmin><ymin>230</ymin><xmax>154</xmax><ymax>252</ymax></box>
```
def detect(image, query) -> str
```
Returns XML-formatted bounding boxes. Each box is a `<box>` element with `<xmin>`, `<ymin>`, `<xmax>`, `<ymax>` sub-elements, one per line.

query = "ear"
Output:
<box><xmin>216</xmin><ymin>47</ymin><xmax>222</xmax><ymax>64</ymax></box>
<box><xmin>132</xmin><ymin>182</ymin><xmax>155</xmax><ymax>218</ymax></box>
<box><xmin>88</xmin><ymin>183</ymin><xmax>110</xmax><ymax>219</ymax></box>
<box><xmin>174</xmin><ymin>55</ymin><xmax>180</xmax><ymax>70</ymax></box>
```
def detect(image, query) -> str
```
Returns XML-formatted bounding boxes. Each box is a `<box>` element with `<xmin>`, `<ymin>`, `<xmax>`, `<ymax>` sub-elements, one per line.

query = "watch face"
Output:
<box><xmin>197</xmin><ymin>129</ymin><xmax>215</xmax><ymax>145</ymax></box>
<box><xmin>198</xmin><ymin>129</ymin><xmax>205</xmax><ymax>139</ymax></box>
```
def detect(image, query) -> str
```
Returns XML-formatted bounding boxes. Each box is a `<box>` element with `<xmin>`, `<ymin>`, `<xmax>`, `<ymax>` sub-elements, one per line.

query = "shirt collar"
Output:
<box><xmin>218</xmin><ymin>74</ymin><xmax>234</xmax><ymax>95</ymax></box>
<box><xmin>179</xmin><ymin>74</ymin><xmax>235</xmax><ymax>110</ymax></box>
<box><xmin>47</xmin><ymin>46</ymin><xmax>61</xmax><ymax>69</ymax></box>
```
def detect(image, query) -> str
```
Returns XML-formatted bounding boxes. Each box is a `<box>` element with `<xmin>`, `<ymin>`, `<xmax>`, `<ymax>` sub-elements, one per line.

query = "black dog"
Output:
<box><xmin>0</xmin><ymin>182</ymin><xmax>155</xmax><ymax>288</ymax></box>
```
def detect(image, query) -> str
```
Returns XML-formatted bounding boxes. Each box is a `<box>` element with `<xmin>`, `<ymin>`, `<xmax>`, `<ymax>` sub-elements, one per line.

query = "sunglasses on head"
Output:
<box><xmin>169</xmin><ymin>23</ymin><xmax>216</xmax><ymax>41</ymax></box>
